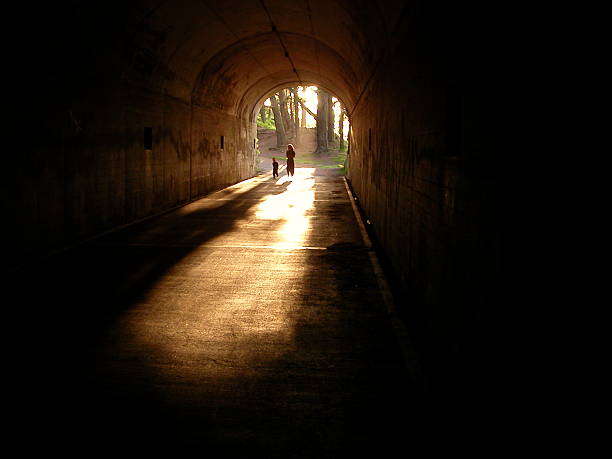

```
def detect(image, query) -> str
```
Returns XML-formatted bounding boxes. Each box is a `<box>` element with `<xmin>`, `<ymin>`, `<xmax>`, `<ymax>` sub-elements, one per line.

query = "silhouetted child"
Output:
<box><xmin>272</xmin><ymin>157</ymin><xmax>279</xmax><ymax>178</ymax></box>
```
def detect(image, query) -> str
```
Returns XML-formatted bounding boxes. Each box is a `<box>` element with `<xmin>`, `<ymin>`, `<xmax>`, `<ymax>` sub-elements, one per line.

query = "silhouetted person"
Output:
<box><xmin>286</xmin><ymin>144</ymin><xmax>296</xmax><ymax>177</ymax></box>
<box><xmin>272</xmin><ymin>157</ymin><xmax>279</xmax><ymax>178</ymax></box>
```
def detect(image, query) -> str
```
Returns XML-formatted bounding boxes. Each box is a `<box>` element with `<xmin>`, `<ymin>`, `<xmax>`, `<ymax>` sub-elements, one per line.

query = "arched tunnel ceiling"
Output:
<box><xmin>121</xmin><ymin>0</ymin><xmax>408</xmax><ymax>119</ymax></box>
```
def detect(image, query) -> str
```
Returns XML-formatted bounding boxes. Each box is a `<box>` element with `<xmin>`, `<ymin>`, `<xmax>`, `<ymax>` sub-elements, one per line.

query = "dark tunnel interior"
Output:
<box><xmin>4</xmin><ymin>0</ymin><xmax>512</xmax><ymax>455</ymax></box>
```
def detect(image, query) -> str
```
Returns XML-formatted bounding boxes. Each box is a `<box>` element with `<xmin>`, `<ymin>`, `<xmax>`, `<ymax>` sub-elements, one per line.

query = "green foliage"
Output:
<box><xmin>293</xmin><ymin>149</ymin><xmax>347</xmax><ymax>175</ymax></box>
<box><xmin>256</xmin><ymin>112</ymin><xmax>276</xmax><ymax>129</ymax></box>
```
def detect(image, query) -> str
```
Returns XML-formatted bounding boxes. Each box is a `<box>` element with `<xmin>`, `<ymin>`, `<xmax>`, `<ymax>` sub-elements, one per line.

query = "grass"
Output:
<box><xmin>294</xmin><ymin>149</ymin><xmax>347</xmax><ymax>174</ymax></box>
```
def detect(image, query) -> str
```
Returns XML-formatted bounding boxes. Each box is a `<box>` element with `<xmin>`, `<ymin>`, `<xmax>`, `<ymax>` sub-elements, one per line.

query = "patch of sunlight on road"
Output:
<box><xmin>176</xmin><ymin>173</ymin><xmax>267</xmax><ymax>216</ymax></box>
<box><xmin>110</xmin><ymin>168</ymin><xmax>319</xmax><ymax>384</ymax></box>
<box><xmin>256</xmin><ymin>168</ymin><xmax>316</xmax><ymax>249</ymax></box>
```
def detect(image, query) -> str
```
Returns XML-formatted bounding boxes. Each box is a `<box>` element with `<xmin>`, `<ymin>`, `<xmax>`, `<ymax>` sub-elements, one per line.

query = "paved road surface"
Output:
<box><xmin>11</xmin><ymin>169</ymin><xmax>426</xmax><ymax>457</ymax></box>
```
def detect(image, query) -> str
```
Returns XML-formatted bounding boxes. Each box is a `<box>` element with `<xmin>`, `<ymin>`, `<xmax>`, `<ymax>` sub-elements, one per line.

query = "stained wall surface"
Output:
<box><xmin>5</xmin><ymin>0</ymin><xmax>402</xmax><ymax>262</ymax></box>
<box><xmin>347</xmin><ymin>3</ymin><xmax>506</xmax><ymax>397</ymax></box>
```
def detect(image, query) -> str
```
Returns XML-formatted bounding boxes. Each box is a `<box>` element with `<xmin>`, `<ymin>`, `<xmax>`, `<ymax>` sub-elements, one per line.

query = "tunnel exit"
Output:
<box><xmin>255</xmin><ymin>86</ymin><xmax>349</xmax><ymax>176</ymax></box>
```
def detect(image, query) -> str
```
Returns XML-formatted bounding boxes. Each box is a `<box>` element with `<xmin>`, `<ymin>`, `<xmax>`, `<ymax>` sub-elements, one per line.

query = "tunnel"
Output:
<box><xmin>5</xmin><ymin>0</ymin><xmax>508</xmax><ymax>455</ymax></box>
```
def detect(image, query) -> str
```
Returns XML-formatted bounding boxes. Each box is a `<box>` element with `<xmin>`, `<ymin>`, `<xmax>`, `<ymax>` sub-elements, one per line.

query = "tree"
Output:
<box><xmin>328</xmin><ymin>95</ymin><xmax>335</xmax><ymax>143</ymax></box>
<box><xmin>259</xmin><ymin>105</ymin><xmax>267</xmax><ymax>123</ymax></box>
<box><xmin>338</xmin><ymin>103</ymin><xmax>345</xmax><ymax>150</ymax></box>
<box><xmin>286</xmin><ymin>90</ymin><xmax>294</xmax><ymax>127</ymax></box>
<box><xmin>290</xmin><ymin>87</ymin><xmax>300</xmax><ymax>142</ymax></box>
<box><xmin>301</xmin><ymin>91</ymin><xmax>307</xmax><ymax>128</ymax></box>
<box><xmin>277</xmin><ymin>90</ymin><xmax>292</xmax><ymax>136</ymax></box>
<box><xmin>296</xmin><ymin>88</ymin><xmax>330</xmax><ymax>154</ymax></box>
<box><xmin>316</xmin><ymin>88</ymin><xmax>329</xmax><ymax>153</ymax></box>
<box><xmin>291</xmin><ymin>88</ymin><xmax>299</xmax><ymax>127</ymax></box>
<box><xmin>269</xmin><ymin>94</ymin><xmax>287</xmax><ymax>147</ymax></box>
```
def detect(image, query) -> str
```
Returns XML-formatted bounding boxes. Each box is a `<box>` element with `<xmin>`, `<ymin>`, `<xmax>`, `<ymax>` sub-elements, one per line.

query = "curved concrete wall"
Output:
<box><xmin>5</xmin><ymin>0</ymin><xmax>397</xmax><ymax>264</ymax></box>
<box><xmin>7</xmin><ymin>81</ymin><xmax>258</xmax><ymax>264</ymax></box>
<box><xmin>346</xmin><ymin>3</ymin><xmax>505</xmax><ymax>394</ymax></box>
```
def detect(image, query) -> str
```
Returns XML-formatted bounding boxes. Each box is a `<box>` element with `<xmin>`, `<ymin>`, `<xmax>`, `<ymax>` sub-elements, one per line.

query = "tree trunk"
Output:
<box><xmin>316</xmin><ymin>88</ymin><xmax>328</xmax><ymax>154</ymax></box>
<box><xmin>259</xmin><ymin>105</ymin><xmax>267</xmax><ymax>123</ymax></box>
<box><xmin>286</xmin><ymin>91</ymin><xmax>293</xmax><ymax>126</ymax></box>
<box><xmin>301</xmin><ymin>101</ymin><xmax>307</xmax><ymax>128</ymax></box>
<box><xmin>270</xmin><ymin>95</ymin><xmax>287</xmax><ymax>147</ymax></box>
<box><xmin>298</xmin><ymin>97</ymin><xmax>315</xmax><ymax>118</ymax></box>
<box><xmin>291</xmin><ymin>88</ymin><xmax>298</xmax><ymax>126</ymax></box>
<box><xmin>327</xmin><ymin>95</ymin><xmax>335</xmax><ymax>143</ymax></box>
<box><xmin>338</xmin><ymin>104</ymin><xmax>344</xmax><ymax>150</ymax></box>
<box><xmin>278</xmin><ymin>90</ymin><xmax>292</xmax><ymax>136</ymax></box>
<box><xmin>290</xmin><ymin>87</ymin><xmax>300</xmax><ymax>142</ymax></box>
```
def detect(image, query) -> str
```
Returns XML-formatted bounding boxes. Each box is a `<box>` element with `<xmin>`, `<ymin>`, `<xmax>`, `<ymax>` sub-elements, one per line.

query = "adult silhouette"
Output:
<box><xmin>286</xmin><ymin>144</ymin><xmax>296</xmax><ymax>177</ymax></box>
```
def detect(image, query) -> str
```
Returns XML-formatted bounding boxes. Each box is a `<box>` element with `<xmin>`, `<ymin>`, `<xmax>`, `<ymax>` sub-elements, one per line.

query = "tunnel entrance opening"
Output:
<box><xmin>254</xmin><ymin>85</ymin><xmax>349</xmax><ymax>177</ymax></box>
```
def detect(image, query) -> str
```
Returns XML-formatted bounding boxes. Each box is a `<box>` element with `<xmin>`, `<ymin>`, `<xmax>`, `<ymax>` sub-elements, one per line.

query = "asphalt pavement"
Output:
<box><xmin>10</xmin><ymin>168</ymin><xmax>427</xmax><ymax>457</ymax></box>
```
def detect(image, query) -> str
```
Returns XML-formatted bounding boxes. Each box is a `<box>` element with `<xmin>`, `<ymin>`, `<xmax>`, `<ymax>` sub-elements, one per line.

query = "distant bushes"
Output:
<box><xmin>256</xmin><ymin>113</ymin><xmax>276</xmax><ymax>129</ymax></box>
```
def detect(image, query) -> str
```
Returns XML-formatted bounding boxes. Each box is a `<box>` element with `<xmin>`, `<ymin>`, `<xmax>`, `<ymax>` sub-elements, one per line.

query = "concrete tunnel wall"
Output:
<box><xmin>5</xmin><ymin>1</ymin><xmax>505</xmax><ymax>401</ymax></box>
<box><xmin>8</xmin><ymin>89</ymin><xmax>258</xmax><ymax>262</ymax></box>
<box><xmin>5</xmin><ymin>0</ymin><xmax>398</xmax><ymax>263</ymax></box>
<box><xmin>347</xmin><ymin>3</ymin><xmax>505</xmax><ymax>395</ymax></box>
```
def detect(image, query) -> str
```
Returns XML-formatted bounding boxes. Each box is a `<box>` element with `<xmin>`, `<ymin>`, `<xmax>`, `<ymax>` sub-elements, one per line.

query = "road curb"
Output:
<box><xmin>342</xmin><ymin>177</ymin><xmax>426</xmax><ymax>391</ymax></box>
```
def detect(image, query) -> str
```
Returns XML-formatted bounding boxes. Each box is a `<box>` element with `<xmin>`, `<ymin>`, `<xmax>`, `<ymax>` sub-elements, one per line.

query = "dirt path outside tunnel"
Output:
<box><xmin>257</xmin><ymin>127</ymin><xmax>347</xmax><ymax>177</ymax></box>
